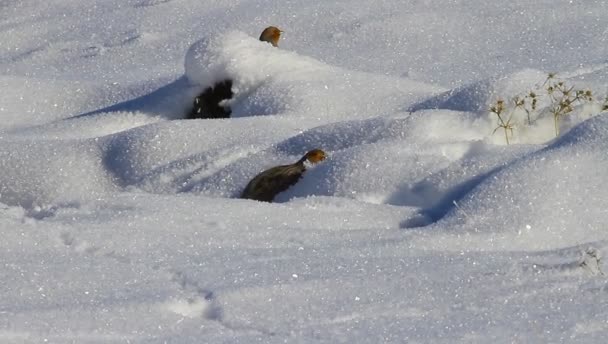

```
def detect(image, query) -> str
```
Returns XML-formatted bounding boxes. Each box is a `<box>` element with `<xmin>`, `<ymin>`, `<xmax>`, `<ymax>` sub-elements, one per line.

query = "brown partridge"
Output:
<box><xmin>241</xmin><ymin>149</ymin><xmax>326</xmax><ymax>202</ymax></box>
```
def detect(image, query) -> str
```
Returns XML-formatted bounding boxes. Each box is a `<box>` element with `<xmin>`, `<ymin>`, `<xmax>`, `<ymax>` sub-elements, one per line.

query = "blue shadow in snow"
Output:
<box><xmin>69</xmin><ymin>76</ymin><xmax>197</xmax><ymax>120</ymax></box>
<box><xmin>396</xmin><ymin>166</ymin><xmax>503</xmax><ymax>228</ymax></box>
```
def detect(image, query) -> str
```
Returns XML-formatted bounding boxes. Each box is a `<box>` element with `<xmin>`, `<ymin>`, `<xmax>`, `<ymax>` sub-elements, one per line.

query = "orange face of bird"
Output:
<box><xmin>305</xmin><ymin>149</ymin><xmax>326</xmax><ymax>164</ymax></box>
<box><xmin>259</xmin><ymin>26</ymin><xmax>283</xmax><ymax>47</ymax></box>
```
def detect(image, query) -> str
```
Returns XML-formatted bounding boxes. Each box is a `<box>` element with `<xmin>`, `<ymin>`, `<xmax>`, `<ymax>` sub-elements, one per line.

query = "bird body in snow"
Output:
<box><xmin>241</xmin><ymin>149</ymin><xmax>326</xmax><ymax>202</ymax></box>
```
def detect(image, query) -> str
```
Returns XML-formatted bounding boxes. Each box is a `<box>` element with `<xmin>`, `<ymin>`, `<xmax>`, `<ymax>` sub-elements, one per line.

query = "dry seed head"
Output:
<box><xmin>558</xmin><ymin>100</ymin><xmax>572</xmax><ymax>113</ymax></box>
<box><xmin>496</xmin><ymin>99</ymin><xmax>505</xmax><ymax>113</ymax></box>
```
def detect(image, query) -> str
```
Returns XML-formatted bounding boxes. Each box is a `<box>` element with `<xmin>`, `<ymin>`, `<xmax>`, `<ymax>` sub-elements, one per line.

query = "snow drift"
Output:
<box><xmin>2</xmin><ymin>1</ymin><xmax>608</xmax><ymax>342</ymax></box>
<box><xmin>410</xmin><ymin>112</ymin><xmax>608</xmax><ymax>251</ymax></box>
<box><xmin>184</xmin><ymin>30</ymin><xmax>443</xmax><ymax>120</ymax></box>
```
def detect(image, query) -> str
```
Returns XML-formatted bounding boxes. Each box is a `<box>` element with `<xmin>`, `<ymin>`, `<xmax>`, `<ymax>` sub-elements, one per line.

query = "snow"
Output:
<box><xmin>1</xmin><ymin>0</ymin><xmax>608</xmax><ymax>342</ymax></box>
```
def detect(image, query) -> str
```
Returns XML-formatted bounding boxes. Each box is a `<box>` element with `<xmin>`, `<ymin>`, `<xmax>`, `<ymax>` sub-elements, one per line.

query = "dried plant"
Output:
<box><xmin>490</xmin><ymin>99</ymin><xmax>515</xmax><ymax>144</ymax></box>
<box><xmin>513</xmin><ymin>92</ymin><xmax>538</xmax><ymax>125</ymax></box>
<box><xmin>545</xmin><ymin>77</ymin><xmax>593</xmax><ymax>136</ymax></box>
<box><xmin>490</xmin><ymin>72</ymin><xmax>604</xmax><ymax>142</ymax></box>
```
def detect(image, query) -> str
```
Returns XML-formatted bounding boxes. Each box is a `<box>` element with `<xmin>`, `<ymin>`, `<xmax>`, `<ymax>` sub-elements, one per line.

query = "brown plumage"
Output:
<box><xmin>259</xmin><ymin>26</ymin><xmax>283</xmax><ymax>47</ymax></box>
<box><xmin>241</xmin><ymin>149</ymin><xmax>326</xmax><ymax>202</ymax></box>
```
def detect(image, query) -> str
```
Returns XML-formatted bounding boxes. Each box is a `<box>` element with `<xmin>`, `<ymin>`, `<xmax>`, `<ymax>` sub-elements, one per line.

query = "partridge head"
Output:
<box><xmin>301</xmin><ymin>149</ymin><xmax>326</xmax><ymax>165</ymax></box>
<box><xmin>259</xmin><ymin>26</ymin><xmax>283</xmax><ymax>47</ymax></box>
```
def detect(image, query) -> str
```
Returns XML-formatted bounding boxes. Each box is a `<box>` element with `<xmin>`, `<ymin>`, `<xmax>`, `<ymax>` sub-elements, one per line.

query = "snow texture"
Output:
<box><xmin>1</xmin><ymin>0</ymin><xmax>608</xmax><ymax>342</ymax></box>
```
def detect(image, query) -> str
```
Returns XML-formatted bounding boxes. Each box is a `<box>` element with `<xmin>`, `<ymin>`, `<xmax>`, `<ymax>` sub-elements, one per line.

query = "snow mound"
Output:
<box><xmin>0</xmin><ymin>29</ymin><xmax>449</xmax><ymax>208</ymax></box>
<box><xmin>185</xmin><ymin>30</ymin><xmax>443</xmax><ymax>120</ymax></box>
<box><xmin>5</xmin><ymin>111</ymin><xmax>159</xmax><ymax>141</ymax></box>
<box><xmin>113</xmin><ymin>117</ymin><xmax>299</xmax><ymax>193</ymax></box>
<box><xmin>3</xmin><ymin>31</ymin><xmax>601</xmax><ymax>212</ymax></box>
<box><xmin>411</xmin><ymin>113</ymin><xmax>608</xmax><ymax>251</ymax></box>
<box><xmin>189</xmin><ymin>110</ymin><xmax>493</xmax><ymax>203</ymax></box>
<box><xmin>410</xmin><ymin>68</ymin><xmax>608</xmax><ymax>145</ymax></box>
<box><xmin>0</xmin><ymin>139</ymin><xmax>114</xmax><ymax>208</ymax></box>
<box><xmin>409</xmin><ymin>69</ymin><xmax>548</xmax><ymax>113</ymax></box>
<box><xmin>0</xmin><ymin>75</ymin><xmax>155</xmax><ymax>130</ymax></box>
<box><xmin>275</xmin><ymin>110</ymin><xmax>493</xmax><ymax>203</ymax></box>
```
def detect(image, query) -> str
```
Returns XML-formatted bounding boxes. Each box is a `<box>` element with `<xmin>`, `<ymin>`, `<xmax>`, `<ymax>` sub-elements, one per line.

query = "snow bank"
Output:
<box><xmin>410</xmin><ymin>69</ymin><xmax>548</xmax><ymax>114</ymax></box>
<box><xmin>411</xmin><ymin>113</ymin><xmax>608</xmax><ymax>251</ymax></box>
<box><xmin>0</xmin><ymin>139</ymin><xmax>114</xmax><ymax>208</ymax></box>
<box><xmin>185</xmin><ymin>110</ymin><xmax>493</xmax><ymax>201</ymax></box>
<box><xmin>411</xmin><ymin>68</ymin><xmax>608</xmax><ymax>145</ymax></box>
<box><xmin>0</xmin><ymin>28</ymin><xmax>450</xmax><ymax>208</ymax></box>
<box><xmin>276</xmin><ymin>111</ymin><xmax>493</xmax><ymax>204</ymax></box>
<box><xmin>110</xmin><ymin>117</ymin><xmax>299</xmax><ymax>193</ymax></box>
<box><xmin>2</xmin><ymin>27</ymin><xmax>604</xmax><ymax>222</ymax></box>
<box><xmin>185</xmin><ymin>30</ymin><xmax>443</xmax><ymax>120</ymax></box>
<box><xmin>0</xmin><ymin>76</ymin><xmax>156</xmax><ymax>130</ymax></box>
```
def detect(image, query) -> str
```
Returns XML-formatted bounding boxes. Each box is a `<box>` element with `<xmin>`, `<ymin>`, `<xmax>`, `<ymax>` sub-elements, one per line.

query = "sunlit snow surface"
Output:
<box><xmin>1</xmin><ymin>0</ymin><xmax>608</xmax><ymax>342</ymax></box>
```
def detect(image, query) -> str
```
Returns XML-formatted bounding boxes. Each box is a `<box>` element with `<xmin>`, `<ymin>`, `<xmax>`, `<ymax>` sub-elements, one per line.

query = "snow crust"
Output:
<box><xmin>1</xmin><ymin>0</ymin><xmax>608</xmax><ymax>342</ymax></box>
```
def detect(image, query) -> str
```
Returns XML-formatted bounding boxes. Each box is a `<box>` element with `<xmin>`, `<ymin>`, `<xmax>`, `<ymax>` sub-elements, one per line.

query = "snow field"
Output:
<box><xmin>1</xmin><ymin>0</ymin><xmax>608</xmax><ymax>342</ymax></box>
